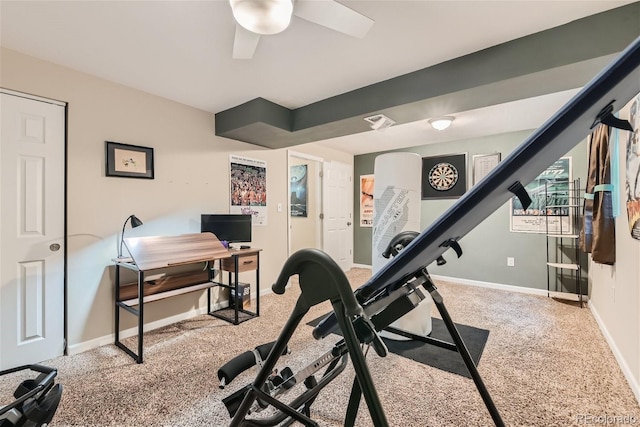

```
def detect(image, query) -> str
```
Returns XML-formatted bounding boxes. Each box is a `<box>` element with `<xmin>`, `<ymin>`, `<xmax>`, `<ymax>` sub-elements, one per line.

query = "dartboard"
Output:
<box><xmin>428</xmin><ymin>162</ymin><xmax>458</xmax><ymax>191</ymax></box>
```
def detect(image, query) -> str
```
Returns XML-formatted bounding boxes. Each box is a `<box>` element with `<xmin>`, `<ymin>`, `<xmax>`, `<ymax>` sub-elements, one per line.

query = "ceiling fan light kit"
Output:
<box><xmin>429</xmin><ymin>116</ymin><xmax>455</xmax><ymax>131</ymax></box>
<box><xmin>230</xmin><ymin>0</ymin><xmax>374</xmax><ymax>59</ymax></box>
<box><xmin>230</xmin><ymin>0</ymin><xmax>293</xmax><ymax>35</ymax></box>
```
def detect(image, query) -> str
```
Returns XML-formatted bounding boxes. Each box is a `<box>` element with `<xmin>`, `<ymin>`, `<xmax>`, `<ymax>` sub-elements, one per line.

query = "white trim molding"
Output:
<box><xmin>68</xmin><ymin>289</ymin><xmax>277</xmax><ymax>356</ymax></box>
<box><xmin>589</xmin><ymin>301</ymin><xmax>640</xmax><ymax>403</ymax></box>
<box><xmin>68</xmin><ymin>304</ymin><xmax>220</xmax><ymax>355</ymax></box>
<box><xmin>1</xmin><ymin>88</ymin><xmax>67</xmax><ymax>106</ymax></box>
<box><xmin>429</xmin><ymin>274</ymin><xmax>549</xmax><ymax>296</ymax></box>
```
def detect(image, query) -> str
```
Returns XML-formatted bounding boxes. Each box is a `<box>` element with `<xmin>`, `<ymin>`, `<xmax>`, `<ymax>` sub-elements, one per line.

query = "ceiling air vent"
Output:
<box><xmin>364</xmin><ymin>114</ymin><xmax>396</xmax><ymax>131</ymax></box>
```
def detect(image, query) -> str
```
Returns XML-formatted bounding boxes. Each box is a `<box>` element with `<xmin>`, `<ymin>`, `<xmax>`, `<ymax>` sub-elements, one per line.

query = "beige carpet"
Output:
<box><xmin>1</xmin><ymin>268</ymin><xmax>638</xmax><ymax>426</ymax></box>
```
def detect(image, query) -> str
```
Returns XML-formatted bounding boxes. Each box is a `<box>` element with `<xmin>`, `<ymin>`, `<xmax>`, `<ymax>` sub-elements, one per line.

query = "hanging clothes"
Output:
<box><xmin>580</xmin><ymin>124</ymin><xmax>615</xmax><ymax>265</ymax></box>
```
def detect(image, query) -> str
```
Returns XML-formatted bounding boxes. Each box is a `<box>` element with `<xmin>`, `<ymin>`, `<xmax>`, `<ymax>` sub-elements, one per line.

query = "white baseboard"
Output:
<box><xmin>429</xmin><ymin>274</ymin><xmax>549</xmax><ymax>297</ymax></box>
<box><xmin>67</xmin><ymin>301</ymin><xmax>226</xmax><ymax>356</ymax></box>
<box><xmin>548</xmin><ymin>290</ymin><xmax>589</xmax><ymax>302</ymax></box>
<box><xmin>348</xmin><ymin>266</ymin><xmax>549</xmax><ymax>296</ymax></box>
<box><xmin>260</xmin><ymin>287</ymin><xmax>273</xmax><ymax>297</ymax></box>
<box><xmin>588</xmin><ymin>301</ymin><xmax>640</xmax><ymax>404</ymax></box>
<box><xmin>351</xmin><ymin>263</ymin><xmax>372</xmax><ymax>270</ymax></box>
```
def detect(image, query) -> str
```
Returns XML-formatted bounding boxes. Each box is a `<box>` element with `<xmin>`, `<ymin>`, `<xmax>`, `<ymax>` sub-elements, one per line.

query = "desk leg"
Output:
<box><xmin>234</xmin><ymin>255</ymin><xmax>239</xmax><ymax>325</ymax></box>
<box><xmin>207</xmin><ymin>261</ymin><xmax>212</xmax><ymax>314</ymax></box>
<box><xmin>115</xmin><ymin>265</ymin><xmax>120</xmax><ymax>343</ymax></box>
<box><xmin>256</xmin><ymin>252</ymin><xmax>260</xmax><ymax>317</ymax></box>
<box><xmin>137</xmin><ymin>270</ymin><xmax>144</xmax><ymax>364</ymax></box>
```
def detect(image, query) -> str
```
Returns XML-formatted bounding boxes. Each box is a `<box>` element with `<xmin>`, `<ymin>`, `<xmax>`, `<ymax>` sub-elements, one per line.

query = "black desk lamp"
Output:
<box><xmin>118</xmin><ymin>214</ymin><xmax>143</xmax><ymax>259</ymax></box>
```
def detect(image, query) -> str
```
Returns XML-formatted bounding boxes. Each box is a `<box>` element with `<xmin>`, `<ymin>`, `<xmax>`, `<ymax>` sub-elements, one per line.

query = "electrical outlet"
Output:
<box><xmin>507</xmin><ymin>257</ymin><xmax>515</xmax><ymax>267</ymax></box>
<box><xmin>277</xmin><ymin>203</ymin><xmax>282</xmax><ymax>212</ymax></box>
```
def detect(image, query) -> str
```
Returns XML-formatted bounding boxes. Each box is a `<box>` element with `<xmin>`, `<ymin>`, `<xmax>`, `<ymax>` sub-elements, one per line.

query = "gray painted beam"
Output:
<box><xmin>214</xmin><ymin>3</ymin><xmax>640</xmax><ymax>149</ymax></box>
<box><xmin>215</xmin><ymin>97</ymin><xmax>292</xmax><ymax>135</ymax></box>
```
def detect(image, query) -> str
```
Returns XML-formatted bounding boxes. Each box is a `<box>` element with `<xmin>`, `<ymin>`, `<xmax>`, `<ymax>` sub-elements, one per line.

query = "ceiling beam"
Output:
<box><xmin>215</xmin><ymin>3</ymin><xmax>640</xmax><ymax>149</ymax></box>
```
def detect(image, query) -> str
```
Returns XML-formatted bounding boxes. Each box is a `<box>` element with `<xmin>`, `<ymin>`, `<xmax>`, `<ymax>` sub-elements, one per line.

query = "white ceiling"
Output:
<box><xmin>0</xmin><ymin>1</ymin><xmax>634</xmax><ymax>154</ymax></box>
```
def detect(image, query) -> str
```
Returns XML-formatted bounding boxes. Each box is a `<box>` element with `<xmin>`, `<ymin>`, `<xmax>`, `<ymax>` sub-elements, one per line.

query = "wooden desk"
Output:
<box><xmin>114</xmin><ymin>233</ymin><xmax>229</xmax><ymax>363</ymax></box>
<box><xmin>209</xmin><ymin>248</ymin><xmax>262</xmax><ymax>325</ymax></box>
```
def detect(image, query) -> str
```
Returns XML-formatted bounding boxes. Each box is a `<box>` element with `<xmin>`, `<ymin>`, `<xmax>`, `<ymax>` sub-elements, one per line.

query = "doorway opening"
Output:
<box><xmin>287</xmin><ymin>151</ymin><xmax>323</xmax><ymax>257</ymax></box>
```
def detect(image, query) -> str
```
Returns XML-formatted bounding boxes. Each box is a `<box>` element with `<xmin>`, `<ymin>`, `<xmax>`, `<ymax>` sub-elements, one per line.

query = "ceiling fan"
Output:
<box><xmin>229</xmin><ymin>0</ymin><xmax>374</xmax><ymax>59</ymax></box>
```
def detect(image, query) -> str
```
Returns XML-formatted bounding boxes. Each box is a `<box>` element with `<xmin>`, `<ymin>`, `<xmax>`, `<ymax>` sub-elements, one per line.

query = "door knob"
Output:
<box><xmin>49</xmin><ymin>243</ymin><xmax>61</xmax><ymax>252</ymax></box>
<box><xmin>347</xmin><ymin>222</ymin><xmax>352</xmax><ymax>226</ymax></box>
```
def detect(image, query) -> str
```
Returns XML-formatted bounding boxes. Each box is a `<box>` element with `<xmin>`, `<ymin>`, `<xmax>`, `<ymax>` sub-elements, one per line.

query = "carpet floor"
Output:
<box><xmin>1</xmin><ymin>268</ymin><xmax>638</xmax><ymax>426</ymax></box>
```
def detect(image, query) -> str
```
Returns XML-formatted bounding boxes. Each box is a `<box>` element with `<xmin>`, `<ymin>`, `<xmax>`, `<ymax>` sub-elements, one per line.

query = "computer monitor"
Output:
<box><xmin>201</xmin><ymin>214</ymin><xmax>252</xmax><ymax>244</ymax></box>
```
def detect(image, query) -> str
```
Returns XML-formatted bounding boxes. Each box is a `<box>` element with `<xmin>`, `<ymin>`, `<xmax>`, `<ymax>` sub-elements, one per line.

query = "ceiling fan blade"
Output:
<box><xmin>293</xmin><ymin>0</ymin><xmax>374</xmax><ymax>39</ymax></box>
<box><xmin>233</xmin><ymin>24</ymin><xmax>261</xmax><ymax>59</ymax></box>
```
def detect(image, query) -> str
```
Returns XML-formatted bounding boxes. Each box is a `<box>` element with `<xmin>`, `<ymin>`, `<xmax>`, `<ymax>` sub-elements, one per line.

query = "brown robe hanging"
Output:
<box><xmin>580</xmin><ymin>124</ymin><xmax>615</xmax><ymax>264</ymax></box>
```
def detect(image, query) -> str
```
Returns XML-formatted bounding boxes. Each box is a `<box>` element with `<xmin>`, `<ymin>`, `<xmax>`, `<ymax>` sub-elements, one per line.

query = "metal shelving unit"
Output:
<box><xmin>545</xmin><ymin>178</ymin><xmax>585</xmax><ymax>306</ymax></box>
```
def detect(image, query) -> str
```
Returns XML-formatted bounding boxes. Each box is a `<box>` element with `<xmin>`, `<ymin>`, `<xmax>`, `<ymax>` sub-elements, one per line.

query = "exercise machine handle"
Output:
<box><xmin>272</xmin><ymin>248</ymin><xmax>364</xmax><ymax>319</ymax></box>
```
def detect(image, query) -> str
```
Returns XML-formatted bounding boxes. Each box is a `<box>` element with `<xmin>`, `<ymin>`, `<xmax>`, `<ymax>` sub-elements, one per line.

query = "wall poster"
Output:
<box><xmin>230</xmin><ymin>155</ymin><xmax>267</xmax><ymax>226</ymax></box>
<box><xmin>472</xmin><ymin>153</ymin><xmax>501</xmax><ymax>186</ymax></box>
<box><xmin>290</xmin><ymin>164</ymin><xmax>308</xmax><ymax>217</ymax></box>
<box><xmin>360</xmin><ymin>174</ymin><xmax>374</xmax><ymax>227</ymax></box>
<box><xmin>626</xmin><ymin>95</ymin><xmax>640</xmax><ymax>240</ymax></box>
<box><xmin>421</xmin><ymin>153</ymin><xmax>467</xmax><ymax>199</ymax></box>
<box><xmin>510</xmin><ymin>157</ymin><xmax>572</xmax><ymax>233</ymax></box>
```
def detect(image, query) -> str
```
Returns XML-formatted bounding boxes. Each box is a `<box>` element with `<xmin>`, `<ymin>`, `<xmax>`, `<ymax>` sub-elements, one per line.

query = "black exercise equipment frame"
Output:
<box><xmin>0</xmin><ymin>364</ymin><xmax>62</xmax><ymax>427</ymax></box>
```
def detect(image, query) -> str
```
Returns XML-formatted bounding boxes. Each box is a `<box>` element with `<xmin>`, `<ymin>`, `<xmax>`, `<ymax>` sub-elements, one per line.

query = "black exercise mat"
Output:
<box><xmin>307</xmin><ymin>315</ymin><xmax>489</xmax><ymax>378</ymax></box>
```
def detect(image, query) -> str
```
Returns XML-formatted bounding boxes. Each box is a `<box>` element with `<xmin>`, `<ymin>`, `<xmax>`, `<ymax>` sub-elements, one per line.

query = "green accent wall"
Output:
<box><xmin>353</xmin><ymin>130</ymin><xmax>588</xmax><ymax>290</ymax></box>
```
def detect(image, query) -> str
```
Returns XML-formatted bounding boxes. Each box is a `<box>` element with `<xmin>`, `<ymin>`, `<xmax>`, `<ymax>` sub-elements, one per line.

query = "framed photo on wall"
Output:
<box><xmin>421</xmin><ymin>153</ymin><xmax>467</xmax><ymax>199</ymax></box>
<box><xmin>509</xmin><ymin>156</ymin><xmax>572</xmax><ymax>233</ymax></box>
<box><xmin>105</xmin><ymin>141</ymin><xmax>154</xmax><ymax>179</ymax></box>
<box><xmin>472</xmin><ymin>153</ymin><xmax>501</xmax><ymax>185</ymax></box>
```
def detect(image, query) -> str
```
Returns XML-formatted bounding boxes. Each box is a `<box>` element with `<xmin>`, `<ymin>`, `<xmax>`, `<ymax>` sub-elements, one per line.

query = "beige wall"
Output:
<box><xmin>589</xmin><ymin>98</ymin><xmax>640</xmax><ymax>401</ymax></box>
<box><xmin>0</xmin><ymin>47</ymin><xmax>352</xmax><ymax>350</ymax></box>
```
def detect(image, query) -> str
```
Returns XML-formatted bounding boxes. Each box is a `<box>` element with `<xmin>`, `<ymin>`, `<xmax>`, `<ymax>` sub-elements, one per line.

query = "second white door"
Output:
<box><xmin>322</xmin><ymin>160</ymin><xmax>353</xmax><ymax>271</ymax></box>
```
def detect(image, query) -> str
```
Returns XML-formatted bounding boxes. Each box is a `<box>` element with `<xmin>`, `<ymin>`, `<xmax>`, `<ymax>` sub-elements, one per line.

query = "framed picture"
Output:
<box><xmin>510</xmin><ymin>157</ymin><xmax>572</xmax><ymax>233</ymax></box>
<box><xmin>421</xmin><ymin>153</ymin><xmax>467</xmax><ymax>199</ymax></box>
<box><xmin>105</xmin><ymin>141</ymin><xmax>154</xmax><ymax>179</ymax></box>
<box><xmin>472</xmin><ymin>153</ymin><xmax>501</xmax><ymax>185</ymax></box>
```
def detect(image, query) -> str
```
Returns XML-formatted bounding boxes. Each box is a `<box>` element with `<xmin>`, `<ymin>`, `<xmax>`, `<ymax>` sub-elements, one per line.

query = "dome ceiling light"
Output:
<box><xmin>429</xmin><ymin>116</ymin><xmax>455</xmax><ymax>131</ymax></box>
<box><xmin>229</xmin><ymin>0</ymin><xmax>294</xmax><ymax>35</ymax></box>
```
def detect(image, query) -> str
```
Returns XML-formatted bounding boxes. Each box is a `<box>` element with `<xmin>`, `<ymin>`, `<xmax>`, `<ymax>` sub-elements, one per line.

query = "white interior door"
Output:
<box><xmin>0</xmin><ymin>91</ymin><xmax>65</xmax><ymax>369</ymax></box>
<box><xmin>322</xmin><ymin>160</ymin><xmax>353</xmax><ymax>271</ymax></box>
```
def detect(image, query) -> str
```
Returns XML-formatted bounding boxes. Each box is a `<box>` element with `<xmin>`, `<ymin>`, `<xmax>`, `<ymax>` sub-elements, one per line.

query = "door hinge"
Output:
<box><xmin>319</xmin><ymin>213</ymin><xmax>324</xmax><ymax>220</ymax></box>
<box><xmin>319</xmin><ymin>170</ymin><xmax>323</xmax><ymax>178</ymax></box>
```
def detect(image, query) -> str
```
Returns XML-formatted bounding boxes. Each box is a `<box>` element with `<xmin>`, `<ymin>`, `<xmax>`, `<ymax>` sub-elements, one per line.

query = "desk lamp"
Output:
<box><xmin>118</xmin><ymin>214</ymin><xmax>143</xmax><ymax>259</ymax></box>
